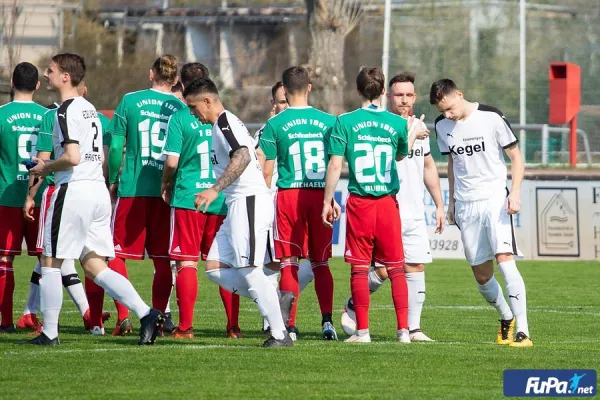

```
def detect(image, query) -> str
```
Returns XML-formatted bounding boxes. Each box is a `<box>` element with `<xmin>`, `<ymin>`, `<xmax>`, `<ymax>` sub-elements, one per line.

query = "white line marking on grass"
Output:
<box><xmin>2</xmin><ymin>344</ymin><xmax>248</xmax><ymax>356</ymax></box>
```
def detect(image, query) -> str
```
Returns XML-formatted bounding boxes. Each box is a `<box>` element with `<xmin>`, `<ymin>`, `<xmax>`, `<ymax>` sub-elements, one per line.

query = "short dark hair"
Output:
<box><xmin>183</xmin><ymin>77</ymin><xmax>219</xmax><ymax>98</ymax></box>
<box><xmin>282</xmin><ymin>66</ymin><xmax>310</xmax><ymax>95</ymax></box>
<box><xmin>429</xmin><ymin>79</ymin><xmax>458</xmax><ymax>105</ymax></box>
<box><xmin>52</xmin><ymin>53</ymin><xmax>86</xmax><ymax>86</ymax></box>
<box><xmin>171</xmin><ymin>81</ymin><xmax>184</xmax><ymax>94</ymax></box>
<box><xmin>389</xmin><ymin>72</ymin><xmax>415</xmax><ymax>88</ymax></box>
<box><xmin>271</xmin><ymin>81</ymin><xmax>284</xmax><ymax>100</ymax></box>
<box><xmin>356</xmin><ymin>67</ymin><xmax>385</xmax><ymax>101</ymax></box>
<box><xmin>12</xmin><ymin>62</ymin><xmax>39</xmax><ymax>92</ymax></box>
<box><xmin>181</xmin><ymin>62</ymin><xmax>209</xmax><ymax>87</ymax></box>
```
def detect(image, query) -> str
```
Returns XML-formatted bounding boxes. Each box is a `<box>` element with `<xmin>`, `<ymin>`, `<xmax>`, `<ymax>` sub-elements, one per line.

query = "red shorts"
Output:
<box><xmin>36</xmin><ymin>185</ymin><xmax>56</xmax><ymax>253</ymax></box>
<box><xmin>112</xmin><ymin>197</ymin><xmax>171</xmax><ymax>260</ymax></box>
<box><xmin>0</xmin><ymin>204</ymin><xmax>40</xmax><ymax>257</ymax></box>
<box><xmin>274</xmin><ymin>188</ymin><xmax>333</xmax><ymax>262</ymax></box>
<box><xmin>169</xmin><ymin>208</ymin><xmax>225</xmax><ymax>261</ymax></box>
<box><xmin>344</xmin><ymin>194</ymin><xmax>404</xmax><ymax>268</ymax></box>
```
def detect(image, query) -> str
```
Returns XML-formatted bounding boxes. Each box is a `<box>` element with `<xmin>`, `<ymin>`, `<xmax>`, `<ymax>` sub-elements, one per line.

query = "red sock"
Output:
<box><xmin>108</xmin><ymin>257</ymin><xmax>129</xmax><ymax>321</ymax></box>
<box><xmin>175</xmin><ymin>266</ymin><xmax>197</xmax><ymax>331</ymax></box>
<box><xmin>85</xmin><ymin>276</ymin><xmax>105</xmax><ymax>327</ymax></box>
<box><xmin>312</xmin><ymin>262</ymin><xmax>334</xmax><ymax>315</ymax></box>
<box><xmin>350</xmin><ymin>266</ymin><xmax>370</xmax><ymax>331</ymax></box>
<box><xmin>0</xmin><ymin>261</ymin><xmax>15</xmax><ymax>327</ymax></box>
<box><xmin>152</xmin><ymin>259</ymin><xmax>172</xmax><ymax>312</ymax></box>
<box><xmin>219</xmin><ymin>287</ymin><xmax>240</xmax><ymax>330</ymax></box>
<box><xmin>388</xmin><ymin>267</ymin><xmax>409</xmax><ymax>330</ymax></box>
<box><xmin>279</xmin><ymin>261</ymin><xmax>299</xmax><ymax>326</ymax></box>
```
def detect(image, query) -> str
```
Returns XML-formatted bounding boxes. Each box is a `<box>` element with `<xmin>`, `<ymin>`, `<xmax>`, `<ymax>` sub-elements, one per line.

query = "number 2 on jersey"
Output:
<box><xmin>139</xmin><ymin>119</ymin><xmax>167</xmax><ymax>160</ymax></box>
<box><xmin>354</xmin><ymin>143</ymin><xmax>393</xmax><ymax>183</ymax></box>
<box><xmin>289</xmin><ymin>140</ymin><xmax>326</xmax><ymax>180</ymax></box>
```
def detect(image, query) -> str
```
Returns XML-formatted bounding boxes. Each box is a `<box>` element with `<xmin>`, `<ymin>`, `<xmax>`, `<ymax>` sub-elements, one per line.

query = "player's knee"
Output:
<box><xmin>0</xmin><ymin>255</ymin><xmax>14</xmax><ymax>263</ymax></box>
<box><xmin>495</xmin><ymin>253</ymin><xmax>514</xmax><ymax>264</ymax></box>
<box><xmin>404</xmin><ymin>263</ymin><xmax>424</xmax><ymax>273</ymax></box>
<box><xmin>177</xmin><ymin>261</ymin><xmax>198</xmax><ymax>272</ymax></box>
<box><xmin>377</xmin><ymin>267</ymin><xmax>389</xmax><ymax>280</ymax></box>
<box><xmin>205</xmin><ymin>260</ymin><xmax>221</xmax><ymax>271</ymax></box>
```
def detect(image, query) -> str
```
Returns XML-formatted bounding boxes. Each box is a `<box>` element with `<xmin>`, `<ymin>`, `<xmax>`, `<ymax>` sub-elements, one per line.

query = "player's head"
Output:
<box><xmin>429</xmin><ymin>78</ymin><xmax>465</xmax><ymax>121</ymax></box>
<box><xmin>387</xmin><ymin>72</ymin><xmax>416</xmax><ymax>118</ymax></box>
<box><xmin>171</xmin><ymin>81</ymin><xmax>184</xmax><ymax>101</ymax></box>
<box><xmin>11</xmin><ymin>62</ymin><xmax>40</xmax><ymax>94</ymax></box>
<box><xmin>356</xmin><ymin>67</ymin><xmax>385</xmax><ymax>102</ymax></box>
<box><xmin>149</xmin><ymin>54</ymin><xmax>179</xmax><ymax>87</ymax></box>
<box><xmin>270</xmin><ymin>81</ymin><xmax>287</xmax><ymax>115</ymax></box>
<box><xmin>183</xmin><ymin>77</ymin><xmax>221</xmax><ymax>125</ymax></box>
<box><xmin>282</xmin><ymin>66</ymin><xmax>311</xmax><ymax>98</ymax></box>
<box><xmin>180</xmin><ymin>62</ymin><xmax>209</xmax><ymax>88</ymax></box>
<box><xmin>45</xmin><ymin>53</ymin><xmax>85</xmax><ymax>91</ymax></box>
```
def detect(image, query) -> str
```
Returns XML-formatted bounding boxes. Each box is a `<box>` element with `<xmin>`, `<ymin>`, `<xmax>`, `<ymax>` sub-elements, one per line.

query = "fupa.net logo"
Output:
<box><xmin>504</xmin><ymin>370</ymin><xmax>597</xmax><ymax>397</ymax></box>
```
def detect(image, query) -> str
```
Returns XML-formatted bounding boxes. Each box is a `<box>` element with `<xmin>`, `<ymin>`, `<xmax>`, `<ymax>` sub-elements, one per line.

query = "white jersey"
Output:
<box><xmin>435</xmin><ymin>103</ymin><xmax>518</xmax><ymax>202</ymax></box>
<box><xmin>253</xmin><ymin>124</ymin><xmax>278</xmax><ymax>194</ymax></box>
<box><xmin>397</xmin><ymin>118</ymin><xmax>430</xmax><ymax>220</ymax></box>
<box><xmin>212</xmin><ymin>110</ymin><xmax>269</xmax><ymax>202</ymax></box>
<box><xmin>52</xmin><ymin>96</ymin><xmax>104</xmax><ymax>186</ymax></box>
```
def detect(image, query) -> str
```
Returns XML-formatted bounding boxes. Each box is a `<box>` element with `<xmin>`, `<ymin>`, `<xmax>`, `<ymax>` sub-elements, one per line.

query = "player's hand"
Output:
<box><xmin>161</xmin><ymin>181</ymin><xmax>172</xmax><ymax>204</ymax></box>
<box><xmin>321</xmin><ymin>199</ymin><xmax>340</xmax><ymax>228</ymax></box>
<box><xmin>446</xmin><ymin>201</ymin><xmax>456</xmax><ymax>225</ymax></box>
<box><xmin>435</xmin><ymin>206</ymin><xmax>445</xmax><ymax>234</ymax></box>
<box><xmin>29</xmin><ymin>157</ymin><xmax>49</xmax><ymax>177</ymax></box>
<box><xmin>506</xmin><ymin>191</ymin><xmax>521</xmax><ymax>215</ymax></box>
<box><xmin>408</xmin><ymin>114</ymin><xmax>429</xmax><ymax>140</ymax></box>
<box><xmin>23</xmin><ymin>196</ymin><xmax>36</xmax><ymax>222</ymax></box>
<box><xmin>195</xmin><ymin>187</ymin><xmax>219</xmax><ymax>213</ymax></box>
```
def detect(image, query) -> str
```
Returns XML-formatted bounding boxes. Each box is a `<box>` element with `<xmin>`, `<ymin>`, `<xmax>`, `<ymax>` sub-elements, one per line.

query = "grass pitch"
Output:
<box><xmin>1</xmin><ymin>257</ymin><xmax>599</xmax><ymax>399</ymax></box>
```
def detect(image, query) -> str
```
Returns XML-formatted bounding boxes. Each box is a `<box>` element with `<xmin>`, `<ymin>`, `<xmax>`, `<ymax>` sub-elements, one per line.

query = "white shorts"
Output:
<box><xmin>401</xmin><ymin>219</ymin><xmax>432</xmax><ymax>264</ymax></box>
<box><xmin>454</xmin><ymin>190</ymin><xmax>523</xmax><ymax>266</ymax></box>
<box><xmin>207</xmin><ymin>193</ymin><xmax>274</xmax><ymax>268</ymax></box>
<box><xmin>43</xmin><ymin>181</ymin><xmax>115</xmax><ymax>260</ymax></box>
<box><xmin>264</xmin><ymin>190</ymin><xmax>279</xmax><ymax>265</ymax></box>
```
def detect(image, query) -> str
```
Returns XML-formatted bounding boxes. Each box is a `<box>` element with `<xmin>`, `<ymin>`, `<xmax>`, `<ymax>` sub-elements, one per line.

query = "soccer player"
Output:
<box><xmin>0</xmin><ymin>62</ymin><xmax>47</xmax><ymax>333</ymax></box>
<box><xmin>19</xmin><ymin>80</ymin><xmax>111</xmax><ymax>334</ymax></box>
<box><xmin>259</xmin><ymin>66</ymin><xmax>337</xmax><ymax>340</ymax></box>
<box><xmin>340</xmin><ymin>72</ymin><xmax>445</xmax><ymax>342</ymax></box>
<box><xmin>322</xmin><ymin>67</ymin><xmax>428</xmax><ymax>343</ymax></box>
<box><xmin>25</xmin><ymin>53</ymin><xmax>164</xmax><ymax>346</ymax></box>
<box><xmin>107</xmin><ymin>55</ymin><xmax>185</xmax><ymax>336</ymax></box>
<box><xmin>183</xmin><ymin>77</ymin><xmax>293</xmax><ymax>347</ymax></box>
<box><xmin>430</xmin><ymin>79</ymin><xmax>532</xmax><ymax>347</ymax></box>
<box><xmin>162</xmin><ymin>62</ymin><xmax>241</xmax><ymax>339</ymax></box>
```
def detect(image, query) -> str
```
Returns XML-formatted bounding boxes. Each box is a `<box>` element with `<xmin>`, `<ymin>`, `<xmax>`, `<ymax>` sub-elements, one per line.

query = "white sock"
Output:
<box><xmin>205</xmin><ymin>269</ymin><xmax>251</xmax><ymax>298</ymax></box>
<box><xmin>406</xmin><ymin>271</ymin><xmax>426</xmax><ymax>331</ymax></box>
<box><xmin>94</xmin><ymin>269</ymin><xmax>150</xmax><ymax>319</ymax></box>
<box><xmin>239</xmin><ymin>267</ymin><xmax>286</xmax><ymax>340</ymax></box>
<box><xmin>165</xmin><ymin>264</ymin><xmax>176</xmax><ymax>314</ymax></box>
<box><xmin>498</xmin><ymin>260</ymin><xmax>529</xmax><ymax>336</ymax></box>
<box><xmin>61</xmin><ymin>259</ymin><xmax>89</xmax><ymax>316</ymax></box>
<box><xmin>477</xmin><ymin>275</ymin><xmax>513</xmax><ymax>321</ymax></box>
<box><xmin>24</xmin><ymin>261</ymin><xmax>42</xmax><ymax>315</ymax></box>
<box><xmin>263</xmin><ymin>267</ymin><xmax>280</xmax><ymax>290</ymax></box>
<box><xmin>298</xmin><ymin>259</ymin><xmax>314</xmax><ymax>292</ymax></box>
<box><xmin>40</xmin><ymin>268</ymin><xmax>62</xmax><ymax>339</ymax></box>
<box><xmin>368</xmin><ymin>268</ymin><xmax>386</xmax><ymax>293</ymax></box>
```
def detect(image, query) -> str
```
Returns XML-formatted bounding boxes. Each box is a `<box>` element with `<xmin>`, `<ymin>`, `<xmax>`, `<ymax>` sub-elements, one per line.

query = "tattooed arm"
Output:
<box><xmin>195</xmin><ymin>147</ymin><xmax>250</xmax><ymax>212</ymax></box>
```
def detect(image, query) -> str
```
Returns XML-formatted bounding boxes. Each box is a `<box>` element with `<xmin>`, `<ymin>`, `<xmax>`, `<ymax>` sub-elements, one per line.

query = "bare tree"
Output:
<box><xmin>305</xmin><ymin>0</ymin><xmax>366</xmax><ymax>114</ymax></box>
<box><xmin>1</xmin><ymin>0</ymin><xmax>24</xmax><ymax>74</ymax></box>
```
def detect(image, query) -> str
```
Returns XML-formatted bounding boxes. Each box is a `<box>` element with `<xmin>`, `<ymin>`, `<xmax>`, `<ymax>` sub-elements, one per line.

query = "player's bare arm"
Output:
<box><xmin>30</xmin><ymin>143</ymin><xmax>81</xmax><ymax>177</ymax></box>
<box><xmin>423</xmin><ymin>154</ymin><xmax>445</xmax><ymax>233</ymax></box>
<box><xmin>504</xmin><ymin>143</ymin><xmax>524</xmax><ymax>215</ymax></box>
<box><xmin>23</xmin><ymin>150</ymin><xmax>52</xmax><ymax>222</ymax></box>
<box><xmin>262</xmin><ymin>159</ymin><xmax>275</xmax><ymax>188</ymax></box>
<box><xmin>161</xmin><ymin>155</ymin><xmax>179</xmax><ymax>204</ymax></box>
<box><xmin>321</xmin><ymin>155</ymin><xmax>343</xmax><ymax>228</ymax></box>
<box><xmin>446</xmin><ymin>155</ymin><xmax>456</xmax><ymax>224</ymax></box>
<box><xmin>195</xmin><ymin>146</ymin><xmax>250</xmax><ymax>212</ymax></box>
